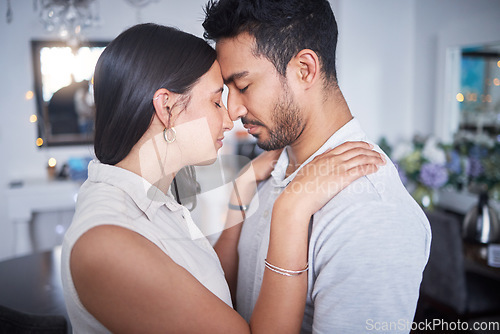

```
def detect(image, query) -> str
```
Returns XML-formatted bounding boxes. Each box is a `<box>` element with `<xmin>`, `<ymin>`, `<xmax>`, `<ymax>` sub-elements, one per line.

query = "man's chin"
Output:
<box><xmin>256</xmin><ymin>139</ymin><xmax>286</xmax><ymax>151</ymax></box>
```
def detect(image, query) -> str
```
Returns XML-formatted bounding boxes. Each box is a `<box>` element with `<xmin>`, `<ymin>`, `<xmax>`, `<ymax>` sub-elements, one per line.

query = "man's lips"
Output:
<box><xmin>242</xmin><ymin>119</ymin><xmax>264</xmax><ymax>135</ymax></box>
<box><xmin>243</xmin><ymin>124</ymin><xmax>260</xmax><ymax>135</ymax></box>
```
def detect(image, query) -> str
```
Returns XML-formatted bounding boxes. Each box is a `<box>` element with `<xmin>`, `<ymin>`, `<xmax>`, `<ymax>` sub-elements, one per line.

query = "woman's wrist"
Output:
<box><xmin>230</xmin><ymin>173</ymin><xmax>257</xmax><ymax>207</ymax></box>
<box><xmin>274</xmin><ymin>190</ymin><xmax>314</xmax><ymax>221</ymax></box>
<box><xmin>271</xmin><ymin>196</ymin><xmax>312</xmax><ymax>236</ymax></box>
<box><xmin>268</xmin><ymin>200</ymin><xmax>310</xmax><ymax>272</ymax></box>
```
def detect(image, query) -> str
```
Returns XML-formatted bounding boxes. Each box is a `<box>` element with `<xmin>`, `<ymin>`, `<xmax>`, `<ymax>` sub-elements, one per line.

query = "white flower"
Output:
<box><xmin>475</xmin><ymin>133</ymin><xmax>495</xmax><ymax>147</ymax></box>
<box><xmin>392</xmin><ymin>141</ymin><xmax>414</xmax><ymax>161</ymax></box>
<box><xmin>422</xmin><ymin>137</ymin><xmax>446</xmax><ymax>165</ymax></box>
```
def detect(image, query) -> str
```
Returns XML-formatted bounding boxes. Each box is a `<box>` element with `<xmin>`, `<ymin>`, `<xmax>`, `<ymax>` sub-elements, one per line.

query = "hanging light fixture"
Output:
<box><xmin>35</xmin><ymin>0</ymin><xmax>100</xmax><ymax>45</ymax></box>
<box><xmin>6</xmin><ymin>0</ymin><xmax>13</xmax><ymax>24</ymax></box>
<box><xmin>5</xmin><ymin>0</ymin><xmax>161</xmax><ymax>43</ymax></box>
<box><xmin>123</xmin><ymin>0</ymin><xmax>158</xmax><ymax>6</ymax></box>
<box><xmin>123</xmin><ymin>0</ymin><xmax>160</xmax><ymax>23</ymax></box>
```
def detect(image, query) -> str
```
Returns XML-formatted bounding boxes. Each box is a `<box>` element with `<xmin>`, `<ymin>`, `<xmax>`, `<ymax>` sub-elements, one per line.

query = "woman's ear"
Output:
<box><xmin>153</xmin><ymin>88</ymin><xmax>177</xmax><ymax>128</ymax></box>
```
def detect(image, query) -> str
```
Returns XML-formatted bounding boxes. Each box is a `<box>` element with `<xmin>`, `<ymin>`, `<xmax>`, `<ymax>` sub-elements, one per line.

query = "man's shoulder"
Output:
<box><xmin>310</xmin><ymin>163</ymin><xmax>431</xmax><ymax>248</ymax></box>
<box><xmin>316</xmin><ymin>159</ymin><xmax>421</xmax><ymax>215</ymax></box>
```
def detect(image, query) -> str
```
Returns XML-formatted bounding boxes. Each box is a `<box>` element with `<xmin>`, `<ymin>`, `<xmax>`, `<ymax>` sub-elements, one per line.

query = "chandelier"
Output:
<box><xmin>35</xmin><ymin>0</ymin><xmax>101</xmax><ymax>45</ymax></box>
<box><xmin>5</xmin><ymin>0</ymin><xmax>160</xmax><ymax>45</ymax></box>
<box><xmin>123</xmin><ymin>0</ymin><xmax>160</xmax><ymax>23</ymax></box>
<box><xmin>123</xmin><ymin>0</ymin><xmax>159</xmax><ymax>7</ymax></box>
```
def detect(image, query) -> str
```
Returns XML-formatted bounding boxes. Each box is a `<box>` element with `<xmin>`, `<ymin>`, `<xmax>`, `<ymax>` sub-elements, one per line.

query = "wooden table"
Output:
<box><xmin>0</xmin><ymin>246</ymin><xmax>70</xmax><ymax>330</ymax></box>
<box><xmin>464</xmin><ymin>241</ymin><xmax>500</xmax><ymax>281</ymax></box>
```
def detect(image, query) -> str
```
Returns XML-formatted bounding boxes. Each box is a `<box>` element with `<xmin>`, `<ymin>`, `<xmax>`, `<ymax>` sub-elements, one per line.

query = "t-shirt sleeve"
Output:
<box><xmin>309</xmin><ymin>201</ymin><xmax>430</xmax><ymax>333</ymax></box>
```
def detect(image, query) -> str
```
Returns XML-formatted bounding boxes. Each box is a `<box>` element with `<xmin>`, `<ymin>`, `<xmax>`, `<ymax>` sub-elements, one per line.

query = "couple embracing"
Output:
<box><xmin>61</xmin><ymin>0</ymin><xmax>431</xmax><ymax>333</ymax></box>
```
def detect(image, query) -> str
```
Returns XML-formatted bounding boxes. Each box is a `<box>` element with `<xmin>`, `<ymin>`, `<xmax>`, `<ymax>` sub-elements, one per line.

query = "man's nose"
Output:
<box><xmin>227</xmin><ymin>90</ymin><xmax>248</xmax><ymax>121</ymax></box>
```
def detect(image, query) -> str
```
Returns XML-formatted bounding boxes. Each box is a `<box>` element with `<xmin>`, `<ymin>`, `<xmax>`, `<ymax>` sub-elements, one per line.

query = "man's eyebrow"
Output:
<box><xmin>224</xmin><ymin>71</ymin><xmax>249</xmax><ymax>85</ymax></box>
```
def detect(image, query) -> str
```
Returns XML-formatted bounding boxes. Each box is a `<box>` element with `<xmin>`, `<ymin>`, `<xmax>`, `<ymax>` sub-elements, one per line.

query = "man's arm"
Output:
<box><xmin>310</xmin><ymin>202</ymin><xmax>430</xmax><ymax>333</ymax></box>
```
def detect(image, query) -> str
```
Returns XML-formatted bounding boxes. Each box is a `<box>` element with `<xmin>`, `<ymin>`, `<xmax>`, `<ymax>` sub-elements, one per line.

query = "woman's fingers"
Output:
<box><xmin>310</xmin><ymin>148</ymin><xmax>384</xmax><ymax>175</ymax></box>
<box><xmin>342</xmin><ymin>164</ymin><xmax>380</xmax><ymax>183</ymax></box>
<box><xmin>299</xmin><ymin>151</ymin><xmax>383</xmax><ymax>178</ymax></box>
<box><xmin>336</xmin><ymin>154</ymin><xmax>385</xmax><ymax>174</ymax></box>
<box><xmin>328</xmin><ymin>141</ymin><xmax>373</xmax><ymax>156</ymax></box>
<box><xmin>280</xmin><ymin>144</ymin><xmax>386</xmax><ymax>217</ymax></box>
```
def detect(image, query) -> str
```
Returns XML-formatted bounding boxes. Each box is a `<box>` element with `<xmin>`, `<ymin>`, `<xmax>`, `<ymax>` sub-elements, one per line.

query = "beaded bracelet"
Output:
<box><xmin>264</xmin><ymin>259</ymin><xmax>309</xmax><ymax>277</ymax></box>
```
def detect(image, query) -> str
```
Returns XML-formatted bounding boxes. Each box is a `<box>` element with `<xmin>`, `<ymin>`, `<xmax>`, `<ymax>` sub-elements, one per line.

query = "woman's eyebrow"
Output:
<box><xmin>212</xmin><ymin>86</ymin><xmax>224</xmax><ymax>94</ymax></box>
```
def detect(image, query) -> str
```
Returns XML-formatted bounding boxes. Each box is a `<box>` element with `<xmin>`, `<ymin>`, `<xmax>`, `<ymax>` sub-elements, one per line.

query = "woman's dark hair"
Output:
<box><xmin>93</xmin><ymin>23</ymin><xmax>217</xmax><ymax>165</ymax></box>
<box><xmin>203</xmin><ymin>0</ymin><xmax>338</xmax><ymax>86</ymax></box>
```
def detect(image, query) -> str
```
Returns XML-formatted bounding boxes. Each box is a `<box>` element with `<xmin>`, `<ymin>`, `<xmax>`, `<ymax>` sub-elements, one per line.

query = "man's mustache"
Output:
<box><xmin>241</xmin><ymin>117</ymin><xmax>265</xmax><ymax>127</ymax></box>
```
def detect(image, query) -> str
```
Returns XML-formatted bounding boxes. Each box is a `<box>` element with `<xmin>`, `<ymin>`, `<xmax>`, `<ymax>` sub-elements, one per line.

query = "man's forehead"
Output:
<box><xmin>216</xmin><ymin>31</ymin><xmax>256</xmax><ymax>50</ymax></box>
<box><xmin>216</xmin><ymin>45</ymin><xmax>248</xmax><ymax>79</ymax></box>
<box><xmin>215</xmin><ymin>32</ymin><xmax>259</xmax><ymax>62</ymax></box>
<box><xmin>215</xmin><ymin>33</ymin><xmax>264</xmax><ymax>82</ymax></box>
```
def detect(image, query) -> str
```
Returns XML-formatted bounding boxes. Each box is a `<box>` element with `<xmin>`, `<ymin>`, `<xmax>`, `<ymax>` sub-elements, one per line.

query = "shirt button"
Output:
<box><xmin>263</xmin><ymin>210</ymin><xmax>270</xmax><ymax>218</ymax></box>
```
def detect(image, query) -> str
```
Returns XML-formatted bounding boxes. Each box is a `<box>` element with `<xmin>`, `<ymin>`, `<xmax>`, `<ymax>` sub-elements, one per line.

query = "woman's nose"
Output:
<box><xmin>221</xmin><ymin>103</ymin><xmax>234</xmax><ymax>132</ymax></box>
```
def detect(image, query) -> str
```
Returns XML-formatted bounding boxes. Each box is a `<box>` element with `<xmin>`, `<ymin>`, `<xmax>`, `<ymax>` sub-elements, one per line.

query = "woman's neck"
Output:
<box><xmin>115</xmin><ymin>131</ymin><xmax>181</xmax><ymax>195</ymax></box>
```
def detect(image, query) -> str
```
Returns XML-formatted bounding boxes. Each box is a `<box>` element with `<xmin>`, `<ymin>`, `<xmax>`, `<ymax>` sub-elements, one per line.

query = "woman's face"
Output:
<box><xmin>173</xmin><ymin>60</ymin><xmax>233</xmax><ymax>165</ymax></box>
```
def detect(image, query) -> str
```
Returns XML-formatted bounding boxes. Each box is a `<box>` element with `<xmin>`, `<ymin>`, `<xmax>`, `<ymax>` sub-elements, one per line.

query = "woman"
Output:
<box><xmin>61</xmin><ymin>23</ymin><xmax>385</xmax><ymax>333</ymax></box>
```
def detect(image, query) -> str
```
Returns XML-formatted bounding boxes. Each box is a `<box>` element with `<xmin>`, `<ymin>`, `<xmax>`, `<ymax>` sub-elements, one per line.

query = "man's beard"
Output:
<box><xmin>247</xmin><ymin>84</ymin><xmax>303</xmax><ymax>151</ymax></box>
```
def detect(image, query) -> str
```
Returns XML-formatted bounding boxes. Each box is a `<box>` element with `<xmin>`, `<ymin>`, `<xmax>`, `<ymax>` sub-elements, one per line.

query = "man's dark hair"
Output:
<box><xmin>203</xmin><ymin>0</ymin><xmax>338</xmax><ymax>85</ymax></box>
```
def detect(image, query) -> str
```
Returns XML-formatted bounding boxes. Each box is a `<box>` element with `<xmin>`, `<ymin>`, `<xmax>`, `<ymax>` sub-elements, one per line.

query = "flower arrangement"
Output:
<box><xmin>450</xmin><ymin>133</ymin><xmax>500</xmax><ymax>197</ymax></box>
<box><xmin>379</xmin><ymin>134</ymin><xmax>500</xmax><ymax>209</ymax></box>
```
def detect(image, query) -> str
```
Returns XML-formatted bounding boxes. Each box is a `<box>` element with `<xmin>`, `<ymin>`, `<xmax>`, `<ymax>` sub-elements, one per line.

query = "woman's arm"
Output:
<box><xmin>70</xmin><ymin>141</ymin><xmax>384</xmax><ymax>333</ymax></box>
<box><xmin>71</xmin><ymin>225</ymin><xmax>251</xmax><ymax>333</ymax></box>
<box><xmin>214</xmin><ymin>150</ymin><xmax>281</xmax><ymax>304</ymax></box>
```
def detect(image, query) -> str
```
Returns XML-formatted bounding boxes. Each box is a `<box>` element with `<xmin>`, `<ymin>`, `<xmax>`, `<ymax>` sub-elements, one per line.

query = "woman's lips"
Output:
<box><xmin>216</xmin><ymin>136</ymin><xmax>224</xmax><ymax>147</ymax></box>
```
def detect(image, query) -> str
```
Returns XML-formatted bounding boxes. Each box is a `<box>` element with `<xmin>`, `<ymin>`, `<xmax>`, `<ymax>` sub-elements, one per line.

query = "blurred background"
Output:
<box><xmin>0</xmin><ymin>0</ymin><xmax>500</xmax><ymax>331</ymax></box>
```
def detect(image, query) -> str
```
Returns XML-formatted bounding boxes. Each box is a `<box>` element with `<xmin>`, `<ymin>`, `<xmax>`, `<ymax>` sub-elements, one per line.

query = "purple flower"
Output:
<box><xmin>394</xmin><ymin>162</ymin><xmax>408</xmax><ymax>185</ymax></box>
<box><xmin>419</xmin><ymin>163</ymin><xmax>448</xmax><ymax>189</ymax></box>
<box><xmin>468</xmin><ymin>157</ymin><xmax>484</xmax><ymax>178</ymax></box>
<box><xmin>446</xmin><ymin>150</ymin><xmax>462</xmax><ymax>174</ymax></box>
<box><xmin>469</xmin><ymin>145</ymin><xmax>488</xmax><ymax>159</ymax></box>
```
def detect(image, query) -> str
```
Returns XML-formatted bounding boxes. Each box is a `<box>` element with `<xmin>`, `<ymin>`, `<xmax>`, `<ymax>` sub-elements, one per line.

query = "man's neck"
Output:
<box><xmin>285</xmin><ymin>89</ymin><xmax>353</xmax><ymax>177</ymax></box>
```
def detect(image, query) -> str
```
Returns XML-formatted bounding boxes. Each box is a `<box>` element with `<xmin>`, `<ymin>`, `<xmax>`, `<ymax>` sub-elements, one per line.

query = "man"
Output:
<box><xmin>203</xmin><ymin>0</ymin><xmax>431</xmax><ymax>332</ymax></box>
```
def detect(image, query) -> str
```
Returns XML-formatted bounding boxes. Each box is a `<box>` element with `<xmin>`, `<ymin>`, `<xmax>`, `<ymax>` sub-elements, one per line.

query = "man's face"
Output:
<box><xmin>216</xmin><ymin>32</ymin><xmax>304</xmax><ymax>151</ymax></box>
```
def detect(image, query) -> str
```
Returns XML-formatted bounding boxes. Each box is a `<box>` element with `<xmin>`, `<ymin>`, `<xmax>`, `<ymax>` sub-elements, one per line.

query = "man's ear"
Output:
<box><xmin>290</xmin><ymin>49</ymin><xmax>320</xmax><ymax>89</ymax></box>
<box><xmin>152</xmin><ymin>88</ymin><xmax>178</xmax><ymax>128</ymax></box>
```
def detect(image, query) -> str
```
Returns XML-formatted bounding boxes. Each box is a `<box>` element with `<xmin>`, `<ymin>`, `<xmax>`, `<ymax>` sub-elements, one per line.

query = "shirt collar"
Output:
<box><xmin>270</xmin><ymin>117</ymin><xmax>368</xmax><ymax>187</ymax></box>
<box><xmin>87</xmin><ymin>160</ymin><xmax>184</xmax><ymax>221</ymax></box>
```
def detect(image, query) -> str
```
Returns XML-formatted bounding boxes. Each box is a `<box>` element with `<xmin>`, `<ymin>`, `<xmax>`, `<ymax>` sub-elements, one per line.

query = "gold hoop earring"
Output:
<box><xmin>163</xmin><ymin>127</ymin><xmax>176</xmax><ymax>143</ymax></box>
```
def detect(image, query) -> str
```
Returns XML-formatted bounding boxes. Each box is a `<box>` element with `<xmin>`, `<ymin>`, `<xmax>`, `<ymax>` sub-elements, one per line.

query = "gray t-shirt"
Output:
<box><xmin>236</xmin><ymin>118</ymin><xmax>431</xmax><ymax>333</ymax></box>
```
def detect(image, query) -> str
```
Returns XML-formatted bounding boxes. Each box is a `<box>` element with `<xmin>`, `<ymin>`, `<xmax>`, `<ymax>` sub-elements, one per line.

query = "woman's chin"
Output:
<box><xmin>193</xmin><ymin>154</ymin><xmax>218</xmax><ymax>166</ymax></box>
